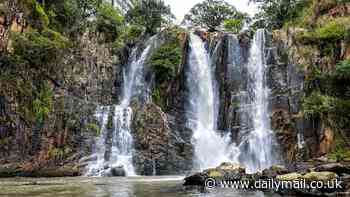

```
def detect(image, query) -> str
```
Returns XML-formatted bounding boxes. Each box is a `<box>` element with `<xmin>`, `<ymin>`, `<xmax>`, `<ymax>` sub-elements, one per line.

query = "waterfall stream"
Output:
<box><xmin>88</xmin><ymin>30</ymin><xmax>279</xmax><ymax>175</ymax></box>
<box><xmin>238</xmin><ymin>29</ymin><xmax>278</xmax><ymax>173</ymax></box>
<box><xmin>186</xmin><ymin>30</ymin><xmax>278</xmax><ymax>173</ymax></box>
<box><xmin>87</xmin><ymin>38</ymin><xmax>156</xmax><ymax>176</ymax></box>
<box><xmin>187</xmin><ymin>34</ymin><xmax>238</xmax><ymax>171</ymax></box>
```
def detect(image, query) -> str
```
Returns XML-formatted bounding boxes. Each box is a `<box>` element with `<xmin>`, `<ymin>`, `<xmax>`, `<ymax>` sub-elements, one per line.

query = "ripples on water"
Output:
<box><xmin>0</xmin><ymin>176</ymin><xmax>279</xmax><ymax>197</ymax></box>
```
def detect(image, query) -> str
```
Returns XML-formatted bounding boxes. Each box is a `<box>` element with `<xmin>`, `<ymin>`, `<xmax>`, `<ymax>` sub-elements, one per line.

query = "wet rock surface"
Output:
<box><xmin>0</xmin><ymin>163</ymin><xmax>81</xmax><ymax>177</ymax></box>
<box><xmin>132</xmin><ymin>103</ymin><xmax>193</xmax><ymax>175</ymax></box>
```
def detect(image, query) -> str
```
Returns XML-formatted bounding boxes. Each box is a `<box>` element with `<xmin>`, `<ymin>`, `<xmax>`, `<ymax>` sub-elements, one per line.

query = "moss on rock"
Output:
<box><xmin>303</xmin><ymin>171</ymin><xmax>337</xmax><ymax>182</ymax></box>
<box><xmin>276</xmin><ymin>173</ymin><xmax>303</xmax><ymax>181</ymax></box>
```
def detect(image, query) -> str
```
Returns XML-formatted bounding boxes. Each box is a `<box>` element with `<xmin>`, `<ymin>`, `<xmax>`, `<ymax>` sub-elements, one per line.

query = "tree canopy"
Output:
<box><xmin>250</xmin><ymin>0</ymin><xmax>309</xmax><ymax>30</ymax></box>
<box><xmin>183</xmin><ymin>0</ymin><xmax>246</xmax><ymax>32</ymax></box>
<box><xmin>126</xmin><ymin>0</ymin><xmax>174</xmax><ymax>34</ymax></box>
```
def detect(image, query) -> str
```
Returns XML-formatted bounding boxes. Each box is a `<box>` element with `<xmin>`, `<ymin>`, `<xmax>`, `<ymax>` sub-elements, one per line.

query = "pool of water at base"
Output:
<box><xmin>0</xmin><ymin>176</ymin><xmax>283</xmax><ymax>197</ymax></box>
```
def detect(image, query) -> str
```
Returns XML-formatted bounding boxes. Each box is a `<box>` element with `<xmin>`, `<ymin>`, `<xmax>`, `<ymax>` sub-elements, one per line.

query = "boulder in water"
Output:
<box><xmin>217</xmin><ymin>162</ymin><xmax>245</xmax><ymax>173</ymax></box>
<box><xmin>184</xmin><ymin>162</ymin><xmax>246</xmax><ymax>186</ymax></box>
<box><xmin>262</xmin><ymin>165</ymin><xmax>289</xmax><ymax>178</ymax></box>
<box><xmin>110</xmin><ymin>165</ymin><xmax>126</xmax><ymax>177</ymax></box>
<box><xmin>101</xmin><ymin>163</ymin><xmax>126</xmax><ymax>177</ymax></box>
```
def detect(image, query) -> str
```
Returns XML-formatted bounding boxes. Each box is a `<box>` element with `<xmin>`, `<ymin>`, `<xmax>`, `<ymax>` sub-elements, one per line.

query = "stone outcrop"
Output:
<box><xmin>129</xmin><ymin>30</ymin><xmax>194</xmax><ymax>175</ymax></box>
<box><xmin>132</xmin><ymin>103</ymin><xmax>192</xmax><ymax>175</ymax></box>
<box><xmin>184</xmin><ymin>162</ymin><xmax>247</xmax><ymax>186</ymax></box>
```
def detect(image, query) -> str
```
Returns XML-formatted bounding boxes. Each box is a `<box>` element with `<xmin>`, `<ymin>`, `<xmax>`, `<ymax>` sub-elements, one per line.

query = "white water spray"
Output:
<box><xmin>87</xmin><ymin>38</ymin><xmax>156</xmax><ymax>176</ymax></box>
<box><xmin>239</xmin><ymin>29</ymin><xmax>278</xmax><ymax>173</ymax></box>
<box><xmin>187</xmin><ymin>34</ymin><xmax>238</xmax><ymax>170</ymax></box>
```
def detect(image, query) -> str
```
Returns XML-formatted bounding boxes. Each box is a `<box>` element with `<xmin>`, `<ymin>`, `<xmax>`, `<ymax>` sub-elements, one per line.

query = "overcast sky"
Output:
<box><xmin>163</xmin><ymin>0</ymin><xmax>259</xmax><ymax>23</ymax></box>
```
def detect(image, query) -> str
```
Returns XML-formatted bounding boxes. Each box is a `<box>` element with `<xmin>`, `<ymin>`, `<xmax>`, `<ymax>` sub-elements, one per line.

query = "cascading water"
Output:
<box><xmin>238</xmin><ymin>29</ymin><xmax>278</xmax><ymax>173</ymax></box>
<box><xmin>86</xmin><ymin>38</ymin><xmax>155</xmax><ymax>176</ymax></box>
<box><xmin>187</xmin><ymin>34</ymin><xmax>238</xmax><ymax>170</ymax></box>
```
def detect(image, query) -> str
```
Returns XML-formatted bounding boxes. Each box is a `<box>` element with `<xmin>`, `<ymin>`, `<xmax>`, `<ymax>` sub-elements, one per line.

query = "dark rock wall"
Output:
<box><xmin>131</xmin><ymin>32</ymin><xmax>194</xmax><ymax>175</ymax></box>
<box><xmin>132</xmin><ymin>103</ymin><xmax>192</xmax><ymax>175</ymax></box>
<box><xmin>266</xmin><ymin>31</ymin><xmax>305</xmax><ymax>162</ymax></box>
<box><xmin>211</xmin><ymin>33</ymin><xmax>250</xmax><ymax>141</ymax></box>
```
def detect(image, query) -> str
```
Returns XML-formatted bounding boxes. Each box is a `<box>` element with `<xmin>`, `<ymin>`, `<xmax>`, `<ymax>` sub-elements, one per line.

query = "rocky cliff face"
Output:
<box><xmin>195</xmin><ymin>29</ymin><xmax>330</xmax><ymax>165</ymax></box>
<box><xmin>130</xmin><ymin>30</ymin><xmax>194</xmax><ymax>175</ymax></box>
<box><xmin>131</xmin><ymin>103</ymin><xmax>193</xmax><ymax>175</ymax></box>
<box><xmin>270</xmin><ymin>27</ymin><xmax>350</xmax><ymax>162</ymax></box>
<box><xmin>0</xmin><ymin>1</ymin><xmax>121</xmax><ymax>176</ymax></box>
<box><xmin>267</xmin><ymin>30</ymin><xmax>306</xmax><ymax>162</ymax></box>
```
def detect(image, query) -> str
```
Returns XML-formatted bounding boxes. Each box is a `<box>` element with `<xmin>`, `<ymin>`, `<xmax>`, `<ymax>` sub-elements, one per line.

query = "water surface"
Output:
<box><xmin>0</xmin><ymin>176</ymin><xmax>278</xmax><ymax>197</ymax></box>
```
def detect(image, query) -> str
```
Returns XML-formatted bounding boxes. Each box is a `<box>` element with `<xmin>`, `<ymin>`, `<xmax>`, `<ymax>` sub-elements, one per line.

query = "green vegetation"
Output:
<box><xmin>23</xmin><ymin>0</ymin><xmax>50</xmax><ymax>29</ymax></box>
<box><xmin>107</xmin><ymin>111</ymin><xmax>114</xmax><ymax>130</ymax></box>
<box><xmin>43</xmin><ymin>0</ymin><xmax>100</xmax><ymax>35</ymax></box>
<box><xmin>126</xmin><ymin>0</ymin><xmax>174</xmax><ymax>34</ymax></box>
<box><xmin>96</xmin><ymin>3</ymin><xmax>124</xmax><ymax>42</ymax></box>
<box><xmin>120</xmin><ymin>24</ymin><xmax>145</xmax><ymax>44</ymax></box>
<box><xmin>32</xmin><ymin>83</ymin><xmax>54</xmax><ymax>123</ymax></box>
<box><xmin>184</xmin><ymin>0</ymin><xmax>246</xmax><ymax>32</ymax></box>
<box><xmin>224</xmin><ymin>19</ymin><xmax>243</xmax><ymax>33</ymax></box>
<box><xmin>150</xmin><ymin>27</ymin><xmax>182</xmax><ymax>84</ymax></box>
<box><xmin>150</xmin><ymin>43</ymin><xmax>181</xmax><ymax>83</ymax></box>
<box><xmin>251</xmin><ymin>0</ymin><xmax>310</xmax><ymax>30</ymax></box>
<box><xmin>48</xmin><ymin>146</ymin><xmax>72</xmax><ymax>161</ymax></box>
<box><xmin>303</xmin><ymin>92</ymin><xmax>334</xmax><ymax>119</ymax></box>
<box><xmin>152</xmin><ymin>88</ymin><xmax>164</xmax><ymax>109</ymax></box>
<box><xmin>149</xmin><ymin>27</ymin><xmax>184</xmax><ymax>109</ymax></box>
<box><xmin>328</xmin><ymin>132</ymin><xmax>350</xmax><ymax>162</ymax></box>
<box><xmin>316</xmin><ymin>20</ymin><xmax>346</xmax><ymax>41</ymax></box>
<box><xmin>12</xmin><ymin>29</ymin><xmax>69</xmax><ymax>68</ymax></box>
<box><xmin>86</xmin><ymin>123</ymin><xmax>101</xmax><ymax>136</ymax></box>
<box><xmin>296</xmin><ymin>20</ymin><xmax>347</xmax><ymax>44</ymax></box>
<box><xmin>336</xmin><ymin>59</ymin><xmax>350</xmax><ymax>76</ymax></box>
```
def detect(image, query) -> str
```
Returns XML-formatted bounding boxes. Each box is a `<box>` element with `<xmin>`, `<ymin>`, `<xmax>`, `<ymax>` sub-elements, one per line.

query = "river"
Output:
<box><xmin>0</xmin><ymin>176</ymin><xmax>278</xmax><ymax>197</ymax></box>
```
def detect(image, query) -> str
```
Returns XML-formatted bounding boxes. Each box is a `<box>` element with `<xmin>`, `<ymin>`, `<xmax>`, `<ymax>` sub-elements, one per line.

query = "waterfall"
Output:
<box><xmin>187</xmin><ymin>34</ymin><xmax>238</xmax><ymax>170</ymax></box>
<box><xmin>87</xmin><ymin>37</ymin><xmax>156</xmax><ymax>176</ymax></box>
<box><xmin>238</xmin><ymin>29</ymin><xmax>278</xmax><ymax>173</ymax></box>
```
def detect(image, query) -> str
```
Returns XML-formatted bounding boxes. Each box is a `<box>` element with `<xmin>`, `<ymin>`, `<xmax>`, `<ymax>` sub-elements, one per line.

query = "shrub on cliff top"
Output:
<box><xmin>126</xmin><ymin>0</ymin><xmax>174</xmax><ymax>35</ymax></box>
<box><xmin>96</xmin><ymin>3</ymin><xmax>124</xmax><ymax>42</ymax></box>
<box><xmin>150</xmin><ymin>43</ymin><xmax>181</xmax><ymax>84</ymax></box>
<box><xmin>224</xmin><ymin>19</ymin><xmax>243</xmax><ymax>34</ymax></box>
<box><xmin>149</xmin><ymin>27</ymin><xmax>184</xmax><ymax>110</ymax></box>
<box><xmin>120</xmin><ymin>24</ymin><xmax>145</xmax><ymax>45</ymax></box>
<box><xmin>184</xmin><ymin>0</ymin><xmax>245</xmax><ymax>32</ymax></box>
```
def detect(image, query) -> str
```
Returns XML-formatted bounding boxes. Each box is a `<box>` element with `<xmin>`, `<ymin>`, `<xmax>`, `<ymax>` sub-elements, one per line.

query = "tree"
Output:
<box><xmin>183</xmin><ymin>0</ymin><xmax>246</xmax><ymax>32</ymax></box>
<box><xmin>224</xmin><ymin>18</ymin><xmax>243</xmax><ymax>33</ymax></box>
<box><xmin>96</xmin><ymin>3</ymin><xmax>124</xmax><ymax>42</ymax></box>
<box><xmin>126</xmin><ymin>0</ymin><xmax>174</xmax><ymax>34</ymax></box>
<box><xmin>39</xmin><ymin>0</ymin><xmax>103</xmax><ymax>35</ymax></box>
<box><xmin>250</xmin><ymin>0</ymin><xmax>308</xmax><ymax>30</ymax></box>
